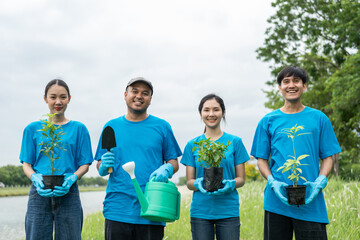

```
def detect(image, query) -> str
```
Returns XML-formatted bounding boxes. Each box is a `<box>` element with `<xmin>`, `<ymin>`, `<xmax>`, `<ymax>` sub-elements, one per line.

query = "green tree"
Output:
<box><xmin>178</xmin><ymin>176</ymin><xmax>187</xmax><ymax>186</ymax></box>
<box><xmin>0</xmin><ymin>165</ymin><xmax>31</xmax><ymax>186</ymax></box>
<box><xmin>256</xmin><ymin>0</ymin><xmax>360</xmax><ymax>169</ymax></box>
<box><xmin>77</xmin><ymin>176</ymin><xmax>108</xmax><ymax>186</ymax></box>
<box><xmin>325</xmin><ymin>53</ymin><xmax>360</xmax><ymax>164</ymax></box>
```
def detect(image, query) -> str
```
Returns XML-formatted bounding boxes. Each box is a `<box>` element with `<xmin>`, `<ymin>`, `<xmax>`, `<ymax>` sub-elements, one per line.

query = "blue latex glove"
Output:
<box><xmin>267</xmin><ymin>175</ymin><xmax>290</xmax><ymax>206</ymax></box>
<box><xmin>150</xmin><ymin>163</ymin><xmax>173</xmax><ymax>182</ymax></box>
<box><xmin>99</xmin><ymin>150</ymin><xmax>115</xmax><ymax>176</ymax></box>
<box><xmin>30</xmin><ymin>173</ymin><xmax>53</xmax><ymax>197</ymax></box>
<box><xmin>193</xmin><ymin>177</ymin><xmax>212</xmax><ymax>195</ymax></box>
<box><xmin>53</xmin><ymin>173</ymin><xmax>78</xmax><ymax>197</ymax></box>
<box><xmin>304</xmin><ymin>175</ymin><xmax>327</xmax><ymax>205</ymax></box>
<box><xmin>211</xmin><ymin>179</ymin><xmax>236</xmax><ymax>195</ymax></box>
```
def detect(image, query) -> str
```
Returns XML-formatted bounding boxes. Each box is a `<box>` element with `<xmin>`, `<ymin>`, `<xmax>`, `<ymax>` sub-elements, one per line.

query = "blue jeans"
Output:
<box><xmin>25</xmin><ymin>184</ymin><xmax>83</xmax><ymax>240</ymax></box>
<box><xmin>264</xmin><ymin>211</ymin><xmax>327</xmax><ymax>240</ymax></box>
<box><xmin>190</xmin><ymin>217</ymin><xmax>240</xmax><ymax>240</ymax></box>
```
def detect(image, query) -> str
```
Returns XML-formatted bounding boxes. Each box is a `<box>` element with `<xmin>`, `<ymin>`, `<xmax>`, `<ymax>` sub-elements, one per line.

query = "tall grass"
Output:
<box><xmin>325</xmin><ymin>180</ymin><xmax>360</xmax><ymax>239</ymax></box>
<box><xmin>82</xmin><ymin>179</ymin><xmax>360</xmax><ymax>240</ymax></box>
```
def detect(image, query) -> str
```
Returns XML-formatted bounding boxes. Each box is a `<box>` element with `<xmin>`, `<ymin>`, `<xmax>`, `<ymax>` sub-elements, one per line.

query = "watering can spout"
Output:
<box><xmin>122</xmin><ymin>162</ymin><xmax>149</xmax><ymax>212</ymax></box>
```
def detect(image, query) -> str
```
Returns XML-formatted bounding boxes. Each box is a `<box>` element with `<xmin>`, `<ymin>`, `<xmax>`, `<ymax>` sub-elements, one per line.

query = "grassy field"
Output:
<box><xmin>81</xmin><ymin>179</ymin><xmax>360</xmax><ymax>240</ymax></box>
<box><xmin>0</xmin><ymin>186</ymin><xmax>106</xmax><ymax>197</ymax></box>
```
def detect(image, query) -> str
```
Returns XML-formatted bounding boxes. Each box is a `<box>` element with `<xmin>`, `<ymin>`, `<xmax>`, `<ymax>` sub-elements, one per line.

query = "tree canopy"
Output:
<box><xmin>256</xmin><ymin>0</ymin><xmax>360</xmax><ymax>168</ymax></box>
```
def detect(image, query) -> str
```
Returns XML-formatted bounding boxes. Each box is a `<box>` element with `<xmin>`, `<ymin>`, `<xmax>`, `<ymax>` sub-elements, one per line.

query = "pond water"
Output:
<box><xmin>0</xmin><ymin>191</ymin><xmax>106</xmax><ymax>240</ymax></box>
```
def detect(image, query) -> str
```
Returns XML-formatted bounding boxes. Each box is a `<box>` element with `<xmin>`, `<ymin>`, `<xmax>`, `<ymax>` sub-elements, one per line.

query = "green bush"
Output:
<box><xmin>245</xmin><ymin>163</ymin><xmax>261</xmax><ymax>181</ymax></box>
<box><xmin>339</xmin><ymin>163</ymin><xmax>360</xmax><ymax>180</ymax></box>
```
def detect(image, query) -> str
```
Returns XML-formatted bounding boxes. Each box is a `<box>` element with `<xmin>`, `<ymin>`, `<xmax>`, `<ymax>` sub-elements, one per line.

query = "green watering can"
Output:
<box><xmin>122</xmin><ymin>161</ymin><xmax>181</xmax><ymax>222</ymax></box>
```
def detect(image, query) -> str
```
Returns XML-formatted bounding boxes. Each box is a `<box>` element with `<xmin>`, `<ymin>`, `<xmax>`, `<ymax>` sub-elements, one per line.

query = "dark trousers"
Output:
<box><xmin>264</xmin><ymin>211</ymin><xmax>327</xmax><ymax>240</ymax></box>
<box><xmin>105</xmin><ymin>219</ymin><xmax>164</xmax><ymax>240</ymax></box>
<box><xmin>190</xmin><ymin>217</ymin><xmax>240</xmax><ymax>240</ymax></box>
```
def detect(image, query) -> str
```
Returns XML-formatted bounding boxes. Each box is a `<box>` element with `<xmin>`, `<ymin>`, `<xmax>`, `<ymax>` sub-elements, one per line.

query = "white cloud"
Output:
<box><xmin>0</xmin><ymin>0</ymin><xmax>275</xmax><ymax>180</ymax></box>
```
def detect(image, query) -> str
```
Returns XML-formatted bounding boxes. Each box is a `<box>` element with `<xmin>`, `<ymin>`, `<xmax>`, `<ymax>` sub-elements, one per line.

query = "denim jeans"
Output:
<box><xmin>264</xmin><ymin>211</ymin><xmax>327</xmax><ymax>240</ymax></box>
<box><xmin>25</xmin><ymin>183</ymin><xmax>83</xmax><ymax>240</ymax></box>
<box><xmin>105</xmin><ymin>219</ymin><xmax>164</xmax><ymax>240</ymax></box>
<box><xmin>190</xmin><ymin>217</ymin><xmax>240</xmax><ymax>240</ymax></box>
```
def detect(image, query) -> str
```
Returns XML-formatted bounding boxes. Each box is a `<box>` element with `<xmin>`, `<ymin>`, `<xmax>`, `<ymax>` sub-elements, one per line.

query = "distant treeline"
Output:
<box><xmin>0</xmin><ymin>165</ymin><xmax>107</xmax><ymax>187</ymax></box>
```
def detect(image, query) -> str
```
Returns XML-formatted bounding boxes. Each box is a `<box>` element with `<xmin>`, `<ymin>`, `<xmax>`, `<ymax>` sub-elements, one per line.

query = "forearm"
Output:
<box><xmin>257</xmin><ymin>158</ymin><xmax>272</xmax><ymax>179</ymax></box>
<box><xmin>96</xmin><ymin>160</ymin><xmax>101</xmax><ymax>171</ymax></box>
<box><xmin>167</xmin><ymin>159</ymin><xmax>179</xmax><ymax>174</ymax></box>
<box><xmin>74</xmin><ymin>164</ymin><xmax>90</xmax><ymax>179</ymax></box>
<box><xmin>235</xmin><ymin>163</ymin><xmax>245</xmax><ymax>188</ymax></box>
<box><xmin>186</xmin><ymin>166</ymin><xmax>197</xmax><ymax>191</ymax></box>
<box><xmin>319</xmin><ymin>156</ymin><xmax>333</xmax><ymax>177</ymax></box>
<box><xmin>22</xmin><ymin>162</ymin><xmax>35</xmax><ymax>179</ymax></box>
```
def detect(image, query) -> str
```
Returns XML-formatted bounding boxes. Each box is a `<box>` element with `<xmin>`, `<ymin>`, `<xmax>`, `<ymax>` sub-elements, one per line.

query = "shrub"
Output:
<box><xmin>245</xmin><ymin>163</ymin><xmax>261</xmax><ymax>181</ymax></box>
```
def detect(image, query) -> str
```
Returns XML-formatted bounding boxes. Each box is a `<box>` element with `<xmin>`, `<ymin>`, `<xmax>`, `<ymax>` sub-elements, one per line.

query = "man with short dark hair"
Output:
<box><xmin>95</xmin><ymin>77</ymin><xmax>182</xmax><ymax>240</ymax></box>
<box><xmin>251</xmin><ymin>66</ymin><xmax>341</xmax><ymax>240</ymax></box>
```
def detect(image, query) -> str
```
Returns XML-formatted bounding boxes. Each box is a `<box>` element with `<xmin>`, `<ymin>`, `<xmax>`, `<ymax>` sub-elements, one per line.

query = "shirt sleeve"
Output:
<box><xmin>76</xmin><ymin>124</ymin><xmax>94</xmax><ymax>166</ymax></box>
<box><xmin>319</xmin><ymin>114</ymin><xmax>341</xmax><ymax>159</ymax></box>
<box><xmin>234</xmin><ymin>138</ymin><xmax>250</xmax><ymax>165</ymax></box>
<box><xmin>180</xmin><ymin>142</ymin><xmax>196</xmax><ymax>167</ymax></box>
<box><xmin>162</xmin><ymin>122</ymin><xmax>182</xmax><ymax>162</ymax></box>
<box><xmin>19</xmin><ymin>125</ymin><xmax>36</xmax><ymax>164</ymax></box>
<box><xmin>250</xmin><ymin>117</ymin><xmax>271</xmax><ymax>160</ymax></box>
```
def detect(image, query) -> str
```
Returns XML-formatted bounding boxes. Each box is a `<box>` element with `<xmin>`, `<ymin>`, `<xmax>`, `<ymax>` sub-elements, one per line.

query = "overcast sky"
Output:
<box><xmin>0</xmin><ymin>0</ymin><xmax>275</xmax><ymax>181</ymax></box>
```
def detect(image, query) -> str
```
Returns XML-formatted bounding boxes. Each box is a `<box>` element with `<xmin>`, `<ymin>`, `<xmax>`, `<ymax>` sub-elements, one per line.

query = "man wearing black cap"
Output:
<box><xmin>95</xmin><ymin>77</ymin><xmax>182</xmax><ymax>240</ymax></box>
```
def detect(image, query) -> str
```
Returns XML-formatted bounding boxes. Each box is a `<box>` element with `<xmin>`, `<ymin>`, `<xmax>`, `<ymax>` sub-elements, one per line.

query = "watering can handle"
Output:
<box><xmin>150</xmin><ymin>176</ymin><xmax>170</xmax><ymax>183</ymax></box>
<box><xmin>176</xmin><ymin>191</ymin><xmax>181</xmax><ymax>220</ymax></box>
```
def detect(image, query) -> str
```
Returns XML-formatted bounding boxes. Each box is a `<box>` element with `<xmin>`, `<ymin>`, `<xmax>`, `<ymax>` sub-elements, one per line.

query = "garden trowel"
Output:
<box><xmin>101</xmin><ymin>126</ymin><xmax>116</xmax><ymax>173</ymax></box>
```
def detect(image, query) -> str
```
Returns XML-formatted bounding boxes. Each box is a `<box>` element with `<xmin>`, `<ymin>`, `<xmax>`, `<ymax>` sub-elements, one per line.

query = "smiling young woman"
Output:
<box><xmin>181</xmin><ymin>93</ymin><xmax>250</xmax><ymax>240</ymax></box>
<box><xmin>20</xmin><ymin>79</ymin><xmax>94</xmax><ymax>240</ymax></box>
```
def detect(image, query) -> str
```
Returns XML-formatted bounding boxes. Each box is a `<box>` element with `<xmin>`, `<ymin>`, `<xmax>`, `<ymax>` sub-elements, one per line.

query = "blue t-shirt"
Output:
<box><xmin>94</xmin><ymin>115</ymin><xmax>182</xmax><ymax>225</ymax></box>
<box><xmin>20</xmin><ymin>120</ymin><xmax>94</xmax><ymax>174</ymax></box>
<box><xmin>251</xmin><ymin>107</ymin><xmax>341</xmax><ymax>223</ymax></box>
<box><xmin>181</xmin><ymin>132</ymin><xmax>249</xmax><ymax>219</ymax></box>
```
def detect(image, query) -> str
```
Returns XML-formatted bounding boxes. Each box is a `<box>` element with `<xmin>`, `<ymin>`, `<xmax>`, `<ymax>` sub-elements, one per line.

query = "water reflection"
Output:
<box><xmin>0</xmin><ymin>191</ymin><xmax>106</xmax><ymax>240</ymax></box>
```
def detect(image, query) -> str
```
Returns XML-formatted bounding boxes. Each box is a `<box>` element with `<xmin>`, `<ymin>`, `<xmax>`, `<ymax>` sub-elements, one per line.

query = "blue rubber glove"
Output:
<box><xmin>30</xmin><ymin>173</ymin><xmax>53</xmax><ymax>197</ymax></box>
<box><xmin>193</xmin><ymin>177</ymin><xmax>212</xmax><ymax>195</ymax></box>
<box><xmin>53</xmin><ymin>173</ymin><xmax>78</xmax><ymax>197</ymax></box>
<box><xmin>267</xmin><ymin>175</ymin><xmax>290</xmax><ymax>206</ymax></box>
<box><xmin>150</xmin><ymin>163</ymin><xmax>173</xmax><ymax>182</ymax></box>
<box><xmin>304</xmin><ymin>175</ymin><xmax>327</xmax><ymax>205</ymax></box>
<box><xmin>211</xmin><ymin>179</ymin><xmax>236</xmax><ymax>195</ymax></box>
<box><xmin>99</xmin><ymin>150</ymin><xmax>115</xmax><ymax>176</ymax></box>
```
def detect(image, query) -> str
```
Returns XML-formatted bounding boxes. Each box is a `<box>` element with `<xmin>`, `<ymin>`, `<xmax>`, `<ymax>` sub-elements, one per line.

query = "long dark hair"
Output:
<box><xmin>198</xmin><ymin>94</ymin><xmax>226</xmax><ymax>132</ymax></box>
<box><xmin>44</xmin><ymin>79</ymin><xmax>70</xmax><ymax>97</ymax></box>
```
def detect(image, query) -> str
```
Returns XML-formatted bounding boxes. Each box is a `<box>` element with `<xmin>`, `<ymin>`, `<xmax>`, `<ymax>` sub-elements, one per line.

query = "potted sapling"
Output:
<box><xmin>277</xmin><ymin>124</ymin><xmax>310</xmax><ymax>206</ymax></box>
<box><xmin>38</xmin><ymin>113</ymin><xmax>67</xmax><ymax>190</ymax></box>
<box><xmin>192</xmin><ymin>138</ymin><xmax>231</xmax><ymax>192</ymax></box>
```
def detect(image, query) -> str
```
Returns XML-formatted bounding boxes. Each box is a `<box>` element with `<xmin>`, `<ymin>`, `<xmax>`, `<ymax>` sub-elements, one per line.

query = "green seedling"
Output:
<box><xmin>277</xmin><ymin>124</ymin><xmax>310</xmax><ymax>187</ymax></box>
<box><xmin>192</xmin><ymin>138</ymin><xmax>231</xmax><ymax>168</ymax></box>
<box><xmin>38</xmin><ymin>113</ymin><xmax>66</xmax><ymax>175</ymax></box>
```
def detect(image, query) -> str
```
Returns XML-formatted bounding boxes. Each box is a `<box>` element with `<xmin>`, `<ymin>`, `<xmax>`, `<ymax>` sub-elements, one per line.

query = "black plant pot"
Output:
<box><xmin>42</xmin><ymin>175</ymin><xmax>65</xmax><ymax>190</ymax></box>
<box><xmin>203</xmin><ymin>167</ymin><xmax>224</xmax><ymax>192</ymax></box>
<box><xmin>286</xmin><ymin>185</ymin><xmax>306</xmax><ymax>206</ymax></box>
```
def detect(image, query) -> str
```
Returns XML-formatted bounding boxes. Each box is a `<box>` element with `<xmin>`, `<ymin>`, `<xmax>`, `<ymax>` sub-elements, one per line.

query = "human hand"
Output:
<box><xmin>99</xmin><ymin>150</ymin><xmax>115</xmax><ymax>176</ymax></box>
<box><xmin>267</xmin><ymin>175</ymin><xmax>290</xmax><ymax>206</ymax></box>
<box><xmin>211</xmin><ymin>179</ymin><xmax>236</xmax><ymax>195</ymax></box>
<box><xmin>194</xmin><ymin>177</ymin><xmax>212</xmax><ymax>195</ymax></box>
<box><xmin>30</xmin><ymin>173</ymin><xmax>53</xmax><ymax>197</ymax></box>
<box><xmin>149</xmin><ymin>163</ymin><xmax>173</xmax><ymax>182</ymax></box>
<box><xmin>305</xmin><ymin>175</ymin><xmax>327</xmax><ymax>205</ymax></box>
<box><xmin>53</xmin><ymin>173</ymin><xmax>78</xmax><ymax>197</ymax></box>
